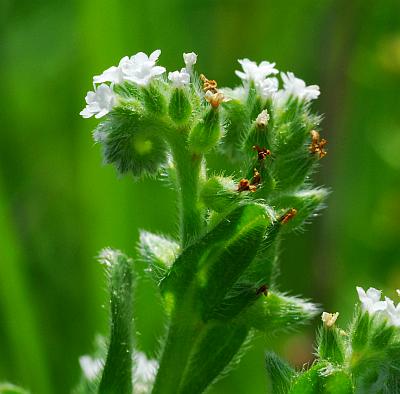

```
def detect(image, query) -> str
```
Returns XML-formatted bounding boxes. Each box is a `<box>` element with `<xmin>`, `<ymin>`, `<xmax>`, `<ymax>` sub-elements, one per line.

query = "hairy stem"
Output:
<box><xmin>168</xmin><ymin>131</ymin><xmax>204</xmax><ymax>247</ymax></box>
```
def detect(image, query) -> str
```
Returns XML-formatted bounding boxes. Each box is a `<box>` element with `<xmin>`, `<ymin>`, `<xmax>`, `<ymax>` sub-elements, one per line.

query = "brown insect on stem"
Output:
<box><xmin>280</xmin><ymin>208</ymin><xmax>297</xmax><ymax>224</ymax></box>
<box><xmin>256</xmin><ymin>284</ymin><xmax>269</xmax><ymax>296</ymax></box>
<box><xmin>237</xmin><ymin>178</ymin><xmax>257</xmax><ymax>193</ymax></box>
<box><xmin>253</xmin><ymin>145</ymin><xmax>271</xmax><ymax>161</ymax></box>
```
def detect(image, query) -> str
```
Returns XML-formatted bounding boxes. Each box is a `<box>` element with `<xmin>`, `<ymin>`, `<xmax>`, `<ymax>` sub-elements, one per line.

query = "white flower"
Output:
<box><xmin>80</xmin><ymin>84</ymin><xmax>116</xmax><ymax>119</ymax></box>
<box><xmin>121</xmin><ymin>50</ymin><xmax>166</xmax><ymax>86</ymax></box>
<box><xmin>356</xmin><ymin>286</ymin><xmax>387</xmax><ymax>314</ymax></box>
<box><xmin>280</xmin><ymin>71</ymin><xmax>320</xmax><ymax>101</ymax></box>
<box><xmin>132</xmin><ymin>352</ymin><xmax>159</xmax><ymax>394</ymax></box>
<box><xmin>385</xmin><ymin>297</ymin><xmax>400</xmax><ymax>326</ymax></box>
<box><xmin>168</xmin><ymin>68</ymin><xmax>190</xmax><ymax>88</ymax></box>
<box><xmin>93</xmin><ymin>56</ymin><xmax>129</xmax><ymax>84</ymax></box>
<box><xmin>257</xmin><ymin>77</ymin><xmax>279</xmax><ymax>99</ymax></box>
<box><xmin>79</xmin><ymin>355</ymin><xmax>102</xmax><ymax>380</ymax></box>
<box><xmin>183</xmin><ymin>52</ymin><xmax>197</xmax><ymax>70</ymax></box>
<box><xmin>235</xmin><ymin>58</ymin><xmax>278</xmax><ymax>84</ymax></box>
<box><xmin>219</xmin><ymin>86</ymin><xmax>247</xmax><ymax>101</ymax></box>
<box><xmin>321</xmin><ymin>312</ymin><xmax>339</xmax><ymax>328</ymax></box>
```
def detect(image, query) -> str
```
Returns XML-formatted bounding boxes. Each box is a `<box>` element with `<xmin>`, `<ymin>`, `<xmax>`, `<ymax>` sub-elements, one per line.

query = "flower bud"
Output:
<box><xmin>188</xmin><ymin>108</ymin><xmax>221</xmax><ymax>154</ymax></box>
<box><xmin>168</xmin><ymin>88</ymin><xmax>192</xmax><ymax>124</ymax></box>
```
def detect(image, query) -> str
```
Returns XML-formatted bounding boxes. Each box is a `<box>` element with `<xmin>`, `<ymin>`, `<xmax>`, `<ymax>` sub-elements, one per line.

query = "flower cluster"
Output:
<box><xmin>357</xmin><ymin>286</ymin><xmax>400</xmax><ymax>326</ymax></box>
<box><xmin>80</xmin><ymin>50</ymin><xmax>320</xmax><ymax>120</ymax></box>
<box><xmin>234</xmin><ymin>58</ymin><xmax>320</xmax><ymax>101</ymax></box>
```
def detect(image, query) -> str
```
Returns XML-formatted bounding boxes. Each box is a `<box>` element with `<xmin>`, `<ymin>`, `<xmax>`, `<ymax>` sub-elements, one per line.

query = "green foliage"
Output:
<box><xmin>0</xmin><ymin>384</ymin><xmax>29</xmax><ymax>394</ymax></box>
<box><xmin>98</xmin><ymin>249</ymin><xmax>134</xmax><ymax>394</ymax></box>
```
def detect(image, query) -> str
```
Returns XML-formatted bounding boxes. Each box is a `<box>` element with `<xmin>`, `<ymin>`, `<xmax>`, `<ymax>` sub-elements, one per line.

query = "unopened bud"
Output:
<box><xmin>256</xmin><ymin>109</ymin><xmax>270</xmax><ymax>128</ymax></box>
<box><xmin>321</xmin><ymin>312</ymin><xmax>339</xmax><ymax>328</ymax></box>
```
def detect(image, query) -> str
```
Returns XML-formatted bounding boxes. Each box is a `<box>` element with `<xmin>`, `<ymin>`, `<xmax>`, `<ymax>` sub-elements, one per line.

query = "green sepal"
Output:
<box><xmin>271</xmin><ymin>150</ymin><xmax>316</xmax><ymax>192</ymax></box>
<box><xmin>270</xmin><ymin>188</ymin><xmax>328</xmax><ymax>233</ymax></box>
<box><xmin>200</xmin><ymin>175</ymin><xmax>242</xmax><ymax>212</ymax></box>
<box><xmin>96</xmin><ymin>105</ymin><xmax>169</xmax><ymax>178</ymax></box>
<box><xmin>220</xmin><ymin>99</ymin><xmax>250</xmax><ymax>160</ymax></box>
<box><xmin>317</xmin><ymin>325</ymin><xmax>345</xmax><ymax>364</ymax></box>
<box><xmin>168</xmin><ymin>88</ymin><xmax>192</xmax><ymax>124</ymax></box>
<box><xmin>350</xmin><ymin>309</ymin><xmax>371</xmax><ymax>353</ymax></box>
<box><xmin>189</xmin><ymin>107</ymin><xmax>221</xmax><ymax>154</ymax></box>
<box><xmin>247</xmin><ymin>292</ymin><xmax>319</xmax><ymax>335</ymax></box>
<box><xmin>0</xmin><ymin>383</ymin><xmax>29</xmax><ymax>394</ymax></box>
<box><xmin>98</xmin><ymin>249</ymin><xmax>134</xmax><ymax>394</ymax></box>
<box><xmin>142</xmin><ymin>82</ymin><xmax>167</xmax><ymax>114</ymax></box>
<box><xmin>138</xmin><ymin>231</ymin><xmax>180</xmax><ymax>284</ymax></box>
<box><xmin>289</xmin><ymin>362</ymin><xmax>324</xmax><ymax>394</ymax></box>
<box><xmin>113</xmin><ymin>81</ymin><xmax>141</xmax><ymax>100</ymax></box>
<box><xmin>323</xmin><ymin>370</ymin><xmax>354</xmax><ymax>394</ymax></box>
<box><xmin>178</xmin><ymin>321</ymin><xmax>249</xmax><ymax>394</ymax></box>
<box><xmin>265</xmin><ymin>352</ymin><xmax>295</xmax><ymax>394</ymax></box>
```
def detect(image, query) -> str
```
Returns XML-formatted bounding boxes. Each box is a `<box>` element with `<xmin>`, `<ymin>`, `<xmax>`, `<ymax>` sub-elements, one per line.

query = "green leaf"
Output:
<box><xmin>178</xmin><ymin>321</ymin><xmax>249</xmax><ymax>394</ymax></box>
<box><xmin>323</xmin><ymin>370</ymin><xmax>354</xmax><ymax>394</ymax></box>
<box><xmin>98</xmin><ymin>249</ymin><xmax>134</xmax><ymax>394</ymax></box>
<box><xmin>247</xmin><ymin>292</ymin><xmax>319</xmax><ymax>335</ymax></box>
<box><xmin>265</xmin><ymin>352</ymin><xmax>295</xmax><ymax>394</ymax></box>
<box><xmin>270</xmin><ymin>188</ymin><xmax>328</xmax><ymax>233</ymax></box>
<box><xmin>289</xmin><ymin>363</ymin><xmax>324</xmax><ymax>394</ymax></box>
<box><xmin>138</xmin><ymin>231</ymin><xmax>180</xmax><ymax>284</ymax></box>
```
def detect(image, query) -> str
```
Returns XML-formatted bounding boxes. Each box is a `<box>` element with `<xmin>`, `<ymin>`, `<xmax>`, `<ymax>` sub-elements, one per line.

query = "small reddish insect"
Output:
<box><xmin>237</xmin><ymin>178</ymin><xmax>257</xmax><ymax>192</ymax></box>
<box><xmin>256</xmin><ymin>284</ymin><xmax>269</xmax><ymax>296</ymax></box>
<box><xmin>251</xmin><ymin>168</ymin><xmax>261</xmax><ymax>186</ymax></box>
<box><xmin>280</xmin><ymin>208</ymin><xmax>297</xmax><ymax>224</ymax></box>
<box><xmin>253</xmin><ymin>145</ymin><xmax>271</xmax><ymax>161</ymax></box>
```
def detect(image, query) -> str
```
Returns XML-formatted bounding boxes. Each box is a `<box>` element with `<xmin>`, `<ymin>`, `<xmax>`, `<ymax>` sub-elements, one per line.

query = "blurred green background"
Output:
<box><xmin>1</xmin><ymin>0</ymin><xmax>400</xmax><ymax>392</ymax></box>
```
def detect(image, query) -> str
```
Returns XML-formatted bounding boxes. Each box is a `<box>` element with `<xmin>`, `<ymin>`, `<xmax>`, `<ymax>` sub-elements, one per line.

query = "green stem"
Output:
<box><xmin>152</xmin><ymin>300</ymin><xmax>203</xmax><ymax>394</ymax></box>
<box><xmin>168</xmin><ymin>132</ymin><xmax>204</xmax><ymax>247</ymax></box>
<box><xmin>152</xmin><ymin>131</ymin><xmax>205</xmax><ymax>393</ymax></box>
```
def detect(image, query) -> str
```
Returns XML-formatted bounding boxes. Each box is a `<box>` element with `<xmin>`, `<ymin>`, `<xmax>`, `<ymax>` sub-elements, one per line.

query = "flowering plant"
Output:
<box><xmin>51</xmin><ymin>50</ymin><xmax>400</xmax><ymax>393</ymax></box>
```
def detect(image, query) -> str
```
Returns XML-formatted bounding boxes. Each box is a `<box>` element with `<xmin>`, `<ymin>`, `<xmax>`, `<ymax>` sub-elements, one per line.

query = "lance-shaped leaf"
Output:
<box><xmin>98</xmin><ymin>249</ymin><xmax>134</xmax><ymax>394</ymax></box>
<box><xmin>270</xmin><ymin>188</ymin><xmax>328</xmax><ymax>233</ymax></box>
<box><xmin>196</xmin><ymin>204</ymin><xmax>270</xmax><ymax>320</ymax></box>
<box><xmin>265</xmin><ymin>352</ymin><xmax>295</xmax><ymax>394</ymax></box>
<box><xmin>178</xmin><ymin>321</ymin><xmax>249</xmax><ymax>394</ymax></box>
<box><xmin>160</xmin><ymin>204</ymin><xmax>266</xmax><ymax>299</ymax></box>
<box><xmin>138</xmin><ymin>231</ymin><xmax>180</xmax><ymax>284</ymax></box>
<box><xmin>246</xmin><ymin>292</ymin><xmax>319</xmax><ymax>335</ymax></box>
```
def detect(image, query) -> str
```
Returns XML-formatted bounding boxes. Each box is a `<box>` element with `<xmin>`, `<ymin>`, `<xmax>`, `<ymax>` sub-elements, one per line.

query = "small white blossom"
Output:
<box><xmin>80</xmin><ymin>84</ymin><xmax>116</xmax><ymax>119</ymax></box>
<box><xmin>219</xmin><ymin>86</ymin><xmax>247</xmax><ymax>101</ymax></box>
<box><xmin>321</xmin><ymin>312</ymin><xmax>339</xmax><ymax>328</ymax></box>
<box><xmin>385</xmin><ymin>296</ymin><xmax>400</xmax><ymax>327</ymax></box>
<box><xmin>93</xmin><ymin>56</ymin><xmax>129</xmax><ymax>84</ymax></box>
<box><xmin>183</xmin><ymin>52</ymin><xmax>197</xmax><ymax>70</ymax></box>
<box><xmin>356</xmin><ymin>286</ymin><xmax>387</xmax><ymax>315</ymax></box>
<box><xmin>256</xmin><ymin>109</ymin><xmax>270</xmax><ymax>127</ymax></box>
<box><xmin>168</xmin><ymin>68</ymin><xmax>190</xmax><ymax>88</ymax></box>
<box><xmin>79</xmin><ymin>355</ymin><xmax>102</xmax><ymax>380</ymax></box>
<box><xmin>257</xmin><ymin>77</ymin><xmax>279</xmax><ymax>99</ymax></box>
<box><xmin>280</xmin><ymin>71</ymin><xmax>320</xmax><ymax>101</ymax></box>
<box><xmin>121</xmin><ymin>50</ymin><xmax>166</xmax><ymax>86</ymax></box>
<box><xmin>235</xmin><ymin>58</ymin><xmax>278</xmax><ymax>83</ymax></box>
<box><xmin>132</xmin><ymin>352</ymin><xmax>158</xmax><ymax>394</ymax></box>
